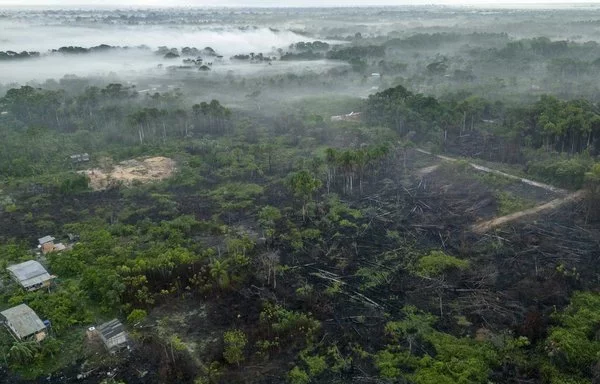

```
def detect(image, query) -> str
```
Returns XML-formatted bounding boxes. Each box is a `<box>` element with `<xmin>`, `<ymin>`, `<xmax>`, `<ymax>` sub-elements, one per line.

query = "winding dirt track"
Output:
<box><xmin>470</xmin><ymin>190</ymin><xmax>586</xmax><ymax>233</ymax></box>
<box><xmin>414</xmin><ymin>149</ymin><xmax>585</xmax><ymax>233</ymax></box>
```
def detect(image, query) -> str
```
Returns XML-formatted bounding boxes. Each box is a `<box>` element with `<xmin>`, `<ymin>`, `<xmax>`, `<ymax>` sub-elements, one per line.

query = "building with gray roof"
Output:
<box><xmin>96</xmin><ymin>319</ymin><xmax>128</xmax><ymax>352</ymax></box>
<box><xmin>7</xmin><ymin>260</ymin><xmax>55</xmax><ymax>291</ymax></box>
<box><xmin>37</xmin><ymin>235</ymin><xmax>55</xmax><ymax>245</ymax></box>
<box><xmin>0</xmin><ymin>304</ymin><xmax>47</xmax><ymax>341</ymax></box>
<box><xmin>69</xmin><ymin>153</ymin><xmax>90</xmax><ymax>163</ymax></box>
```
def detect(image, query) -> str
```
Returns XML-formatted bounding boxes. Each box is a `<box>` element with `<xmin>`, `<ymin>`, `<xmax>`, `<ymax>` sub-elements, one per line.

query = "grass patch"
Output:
<box><xmin>475</xmin><ymin>172</ymin><xmax>518</xmax><ymax>188</ymax></box>
<box><xmin>496</xmin><ymin>191</ymin><xmax>536</xmax><ymax>216</ymax></box>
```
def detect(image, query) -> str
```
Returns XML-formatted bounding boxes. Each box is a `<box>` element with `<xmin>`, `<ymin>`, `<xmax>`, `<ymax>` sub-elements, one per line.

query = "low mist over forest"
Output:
<box><xmin>0</xmin><ymin>4</ymin><xmax>599</xmax><ymax>384</ymax></box>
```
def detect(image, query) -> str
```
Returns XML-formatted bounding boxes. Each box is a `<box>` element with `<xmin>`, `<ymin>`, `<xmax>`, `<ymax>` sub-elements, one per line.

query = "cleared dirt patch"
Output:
<box><xmin>80</xmin><ymin>157</ymin><xmax>176</xmax><ymax>191</ymax></box>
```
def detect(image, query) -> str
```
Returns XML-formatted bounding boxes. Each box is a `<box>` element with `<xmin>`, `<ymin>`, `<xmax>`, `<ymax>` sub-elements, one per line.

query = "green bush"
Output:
<box><xmin>127</xmin><ymin>309</ymin><xmax>147</xmax><ymax>325</ymax></box>
<box><xmin>223</xmin><ymin>329</ymin><xmax>247</xmax><ymax>365</ymax></box>
<box><xmin>527</xmin><ymin>153</ymin><xmax>594</xmax><ymax>189</ymax></box>
<box><xmin>288</xmin><ymin>366</ymin><xmax>310</xmax><ymax>384</ymax></box>
<box><xmin>496</xmin><ymin>191</ymin><xmax>535</xmax><ymax>215</ymax></box>
<box><xmin>415</xmin><ymin>251</ymin><xmax>469</xmax><ymax>277</ymax></box>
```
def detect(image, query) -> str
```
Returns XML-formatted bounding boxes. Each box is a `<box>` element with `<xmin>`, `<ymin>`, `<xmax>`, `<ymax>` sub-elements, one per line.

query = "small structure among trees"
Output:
<box><xmin>91</xmin><ymin>319</ymin><xmax>128</xmax><ymax>353</ymax></box>
<box><xmin>38</xmin><ymin>235</ymin><xmax>66</xmax><ymax>254</ymax></box>
<box><xmin>0</xmin><ymin>304</ymin><xmax>47</xmax><ymax>341</ymax></box>
<box><xmin>7</xmin><ymin>260</ymin><xmax>55</xmax><ymax>291</ymax></box>
<box><xmin>69</xmin><ymin>153</ymin><xmax>90</xmax><ymax>164</ymax></box>
<box><xmin>330</xmin><ymin>111</ymin><xmax>362</xmax><ymax>122</ymax></box>
<box><xmin>38</xmin><ymin>235</ymin><xmax>55</xmax><ymax>246</ymax></box>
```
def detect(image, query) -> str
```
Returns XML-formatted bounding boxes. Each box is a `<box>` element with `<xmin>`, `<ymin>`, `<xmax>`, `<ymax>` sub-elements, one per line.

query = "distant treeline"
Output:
<box><xmin>327</xmin><ymin>45</ymin><xmax>386</xmax><ymax>60</ymax></box>
<box><xmin>230</xmin><ymin>53</ymin><xmax>274</xmax><ymax>63</ymax></box>
<box><xmin>289</xmin><ymin>41</ymin><xmax>330</xmax><ymax>51</ymax></box>
<box><xmin>279</xmin><ymin>42</ymin><xmax>385</xmax><ymax>63</ymax></box>
<box><xmin>280</xmin><ymin>51</ymin><xmax>323</xmax><ymax>61</ymax></box>
<box><xmin>0</xmin><ymin>51</ymin><xmax>40</xmax><ymax>61</ymax></box>
<box><xmin>0</xmin><ymin>44</ymin><xmax>148</xmax><ymax>60</ymax></box>
<box><xmin>51</xmin><ymin>44</ymin><xmax>148</xmax><ymax>54</ymax></box>
<box><xmin>385</xmin><ymin>32</ymin><xmax>510</xmax><ymax>49</ymax></box>
<box><xmin>156</xmin><ymin>46</ymin><xmax>222</xmax><ymax>59</ymax></box>
<box><xmin>365</xmin><ymin>84</ymin><xmax>600</xmax><ymax>187</ymax></box>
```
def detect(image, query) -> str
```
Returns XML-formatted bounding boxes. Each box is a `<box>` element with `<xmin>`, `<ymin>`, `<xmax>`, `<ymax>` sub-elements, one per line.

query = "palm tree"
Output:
<box><xmin>210</xmin><ymin>259</ymin><xmax>230</xmax><ymax>289</ymax></box>
<box><xmin>324</xmin><ymin>148</ymin><xmax>338</xmax><ymax>193</ymax></box>
<box><xmin>8</xmin><ymin>341</ymin><xmax>38</xmax><ymax>364</ymax></box>
<box><xmin>338</xmin><ymin>150</ymin><xmax>356</xmax><ymax>194</ymax></box>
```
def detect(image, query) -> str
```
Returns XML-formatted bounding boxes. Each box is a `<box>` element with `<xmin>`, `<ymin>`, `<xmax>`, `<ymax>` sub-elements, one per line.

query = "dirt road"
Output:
<box><xmin>471</xmin><ymin>190</ymin><xmax>586</xmax><ymax>233</ymax></box>
<box><xmin>415</xmin><ymin>149</ymin><xmax>568</xmax><ymax>195</ymax></box>
<box><xmin>415</xmin><ymin>149</ymin><xmax>585</xmax><ymax>233</ymax></box>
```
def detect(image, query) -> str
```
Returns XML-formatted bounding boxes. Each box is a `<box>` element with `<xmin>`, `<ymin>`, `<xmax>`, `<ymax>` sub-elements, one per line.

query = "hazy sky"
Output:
<box><xmin>2</xmin><ymin>0</ymin><xmax>600</xmax><ymax>7</ymax></box>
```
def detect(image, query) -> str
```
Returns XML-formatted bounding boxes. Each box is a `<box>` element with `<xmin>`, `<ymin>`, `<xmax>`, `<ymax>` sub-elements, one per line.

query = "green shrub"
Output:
<box><xmin>496</xmin><ymin>191</ymin><xmax>535</xmax><ymax>215</ymax></box>
<box><xmin>415</xmin><ymin>251</ymin><xmax>469</xmax><ymax>277</ymax></box>
<box><xmin>127</xmin><ymin>309</ymin><xmax>147</xmax><ymax>325</ymax></box>
<box><xmin>288</xmin><ymin>366</ymin><xmax>310</xmax><ymax>384</ymax></box>
<box><xmin>223</xmin><ymin>329</ymin><xmax>247</xmax><ymax>365</ymax></box>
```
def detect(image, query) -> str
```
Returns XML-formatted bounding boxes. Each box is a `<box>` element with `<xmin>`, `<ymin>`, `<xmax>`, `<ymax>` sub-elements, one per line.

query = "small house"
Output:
<box><xmin>0</xmin><ymin>304</ymin><xmax>47</xmax><ymax>341</ymax></box>
<box><xmin>38</xmin><ymin>235</ymin><xmax>55</xmax><ymax>246</ymax></box>
<box><xmin>331</xmin><ymin>111</ymin><xmax>362</xmax><ymax>122</ymax></box>
<box><xmin>37</xmin><ymin>235</ymin><xmax>65</xmax><ymax>254</ymax></box>
<box><xmin>7</xmin><ymin>260</ymin><xmax>55</xmax><ymax>291</ymax></box>
<box><xmin>69</xmin><ymin>153</ymin><xmax>90</xmax><ymax>164</ymax></box>
<box><xmin>96</xmin><ymin>319</ymin><xmax>128</xmax><ymax>352</ymax></box>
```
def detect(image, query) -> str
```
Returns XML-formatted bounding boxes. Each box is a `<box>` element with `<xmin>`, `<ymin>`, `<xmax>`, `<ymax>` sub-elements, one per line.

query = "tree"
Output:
<box><xmin>127</xmin><ymin>309</ymin><xmax>147</xmax><ymax>325</ymax></box>
<box><xmin>287</xmin><ymin>170</ymin><xmax>322</xmax><ymax>221</ymax></box>
<box><xmin>209</xmin><ymin>259</ymin><xmax>230</xmax><ymax>289</ymax></box>
<box><xmin>584</xmin><ymin>163</ymin><xmax>600</xmax><ymax>222</ymax></box>
<box><xmin>258</xmin><ymin>205</ymin><xmax>282</xmax><ymax>242</ymax></box>
<box><xmin>538</xmin><ymin>292</ymin><xmax>600</xmax><ymax>383</ymax></box>
<box><xmin>288</xmin><ymin>366</ymin><xmax>310</xmax><ymax>384</ymax></box>
<box><xmin>223</xmin><ymin>329</ymin><xmax>247</xmax><ymax>366</ymax></box>
<box><xmin>193</xmin><ymin>99</ymin><xmax>231</xmax><ymax>134</ymax></box>
<box><xmin>8</xmin><ymin>341</ymin><xmax>38</xmax><ymax>365</ymax></box>
<box><xmin>377</xmin><ymin>306</ymin><xmax>500</xmax><ymax>383</ymax></box>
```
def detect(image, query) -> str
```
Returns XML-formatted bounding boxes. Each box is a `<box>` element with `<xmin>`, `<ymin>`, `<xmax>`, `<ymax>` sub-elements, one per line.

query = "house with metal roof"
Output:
<box><xmin>38</xmin><ymin>235</ymin><xmax>57</xmax><ymax>255</ymax></box>
<box><xmin>69</xmin><ymin>153</ymin><xmax>90</xmax><ymax>164</ymax></box>
<box><xmin>38</xmin><ymin>235</ymin><xmax>55</xmax><ymax>246</ymax></box>
<box><xmin>96</xmin><ymin>319</ymin><xmax>128</xmax><ymax>352</ymax></box>
<box><xmin>7</xmin><ymin>260</ymin><xmax>55</xmax><ymax>291</ymax></box>
<box><xmin>0</xmin><ymin>304</ymin><xmax>47</xmax><ymax>341</ymax></box>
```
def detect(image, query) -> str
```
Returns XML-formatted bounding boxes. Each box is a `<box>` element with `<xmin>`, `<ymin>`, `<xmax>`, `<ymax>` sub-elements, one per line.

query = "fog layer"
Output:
<box><xmin>0</xmin><ymin>19</ymin><xmax>344</xmax><ymax>84</ymax></box>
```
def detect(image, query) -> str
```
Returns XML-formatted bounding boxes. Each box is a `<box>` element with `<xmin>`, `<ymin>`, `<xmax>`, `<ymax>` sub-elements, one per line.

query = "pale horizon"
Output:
<box><xmin>2</xmin><ymin>0</ymin><xmax>600</xmax><ymax>8</ymax></box>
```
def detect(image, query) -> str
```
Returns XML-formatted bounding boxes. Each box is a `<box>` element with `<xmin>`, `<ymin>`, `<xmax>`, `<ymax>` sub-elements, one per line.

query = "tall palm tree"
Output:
<box><xmin>8</xmin><ymin>341</ymin><xmax>38</xmax><ymax>364</ymax></box>
<box><xmin>210</xmin><ymin>259</ymin><xmax>230</xmax><ymax>289</ymax></box>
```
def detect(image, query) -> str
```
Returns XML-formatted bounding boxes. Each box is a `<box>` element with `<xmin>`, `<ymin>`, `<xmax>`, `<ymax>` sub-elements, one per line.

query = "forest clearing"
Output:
<box><xmin>471</xmin><ymin>190</ymin><xmax>588</xmax><ymax>233</ymax></box>
<box><xmin>79</xmin><ymin>157</ymin><xmax>177</xmax><ymax>191</ymax></box>
<box><xmin>414</xmin><ymin>149</ymin><xmax>586</xmax><ymax>233</ymax></box>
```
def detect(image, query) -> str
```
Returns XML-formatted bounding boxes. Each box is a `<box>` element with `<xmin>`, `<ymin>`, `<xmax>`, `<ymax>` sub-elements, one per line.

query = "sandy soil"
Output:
<box><xmin>415</xmin><ymin>164</ymin><xmax>440</xmax><ymax>177</ymax></box>
<box><xmin>80</xmin><ymin>157</ymin><xmax>176</xmax><ymax>191</ymax></box>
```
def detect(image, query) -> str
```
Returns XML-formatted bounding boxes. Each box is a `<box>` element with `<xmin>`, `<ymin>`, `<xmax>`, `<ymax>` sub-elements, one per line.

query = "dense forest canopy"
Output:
<box><xmin>0</xmin><ymin>5</ymin><xmax>599</xmax><ymax>384</ymax></box>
